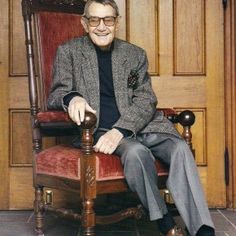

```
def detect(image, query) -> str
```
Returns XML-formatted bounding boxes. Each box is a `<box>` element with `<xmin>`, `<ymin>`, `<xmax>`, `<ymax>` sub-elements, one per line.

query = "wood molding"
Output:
<box><xmin>115</xmin><ymin>0</ymin><xmax>127</xmax><ymax>40</ymax></box>
<box><xmin>9</xmin><ymin>109</ymin><xmax>32</xmax><ymax>167</ymax></box>
<box><xmin>0</xmin><ymin>0</ymin><xmax>9</xmax><ymax>209</ymax></box>
<box><xmin>173</xmin><ymin>0</ymin><xmax>206</xmax><ymax>76</ymax></box>
<box><xmin>152</xmin><ymin>0</ymin><xmax>159</xmax><ymax>76</ymax></box>
<box><xmin>9</xmin><ymin>0</ymin><xmax>27</xmax><ymax>77</ymax></box>
<box><xmin>127</xmin><ymin>0</ymin><xmax>159</xmax><ymax>76</ymax></box>
<box><xmin>224</xmin><ymin>0</ymin><xmax>236</xmax><ymax>209</ymax></box>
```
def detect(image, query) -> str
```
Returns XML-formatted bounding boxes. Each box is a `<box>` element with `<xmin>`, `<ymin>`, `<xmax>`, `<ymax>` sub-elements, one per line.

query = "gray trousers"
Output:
<box><xmin>112</xmin><ymin>132</ymin><xmax>215</xmax><ymax>236</ymax></box>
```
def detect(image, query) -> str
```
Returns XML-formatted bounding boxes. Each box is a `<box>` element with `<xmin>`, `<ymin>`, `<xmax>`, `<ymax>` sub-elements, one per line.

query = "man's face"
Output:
<box><xmin>81</xmin><ymin>2</ymin><xmax>119</xmax><ymax>50</ymax></box>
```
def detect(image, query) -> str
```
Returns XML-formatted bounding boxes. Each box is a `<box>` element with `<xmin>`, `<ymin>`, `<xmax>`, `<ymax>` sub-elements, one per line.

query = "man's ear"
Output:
<box><xmin>115</xmin><ymin>16</ymin><xmax>121</xmax><ymax>31</ymax></box>
<box><xmin>81</xmin><ymin>17</ymin><xmax>89</xmax><ymax>33</ymax></box>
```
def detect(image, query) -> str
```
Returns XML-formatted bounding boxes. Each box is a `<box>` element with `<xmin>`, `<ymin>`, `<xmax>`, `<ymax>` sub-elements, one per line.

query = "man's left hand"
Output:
<box><xmin>94</xmin><ymin>128</ymin><xmax>123</xmax><ymax>154</ymax></box>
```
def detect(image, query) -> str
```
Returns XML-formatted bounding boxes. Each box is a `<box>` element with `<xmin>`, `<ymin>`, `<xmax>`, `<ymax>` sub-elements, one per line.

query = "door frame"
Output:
<box><xmin>0</xmin><ymin>0</ymin><xmax>9</xmax><ymax>209</ymax></box>
<box><xmin>224</xmin><ymin>0</ymin><xmax>236</xmax><ymax>209</ymax></box>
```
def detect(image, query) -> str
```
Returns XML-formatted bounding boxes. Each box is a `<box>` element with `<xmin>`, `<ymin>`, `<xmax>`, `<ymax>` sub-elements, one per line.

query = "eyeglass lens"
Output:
<box><xmin>88</xmin><ymin>17</ymin><xmax>116</xmax><ymax>27</ymax></box>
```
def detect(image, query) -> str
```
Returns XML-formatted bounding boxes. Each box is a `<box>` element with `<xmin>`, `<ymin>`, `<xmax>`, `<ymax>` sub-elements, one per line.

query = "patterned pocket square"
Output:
<box><xmin>128</xmin><ymin>69</ymin><xmax>139</xmax><ymax>89</ymax></box>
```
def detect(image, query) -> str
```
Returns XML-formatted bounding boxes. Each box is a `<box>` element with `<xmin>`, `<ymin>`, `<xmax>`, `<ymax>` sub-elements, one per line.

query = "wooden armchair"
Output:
<box><xmin>21</xmin><ymin>0</ymin><xmax>195</xmax><ymax>235</ymax></box>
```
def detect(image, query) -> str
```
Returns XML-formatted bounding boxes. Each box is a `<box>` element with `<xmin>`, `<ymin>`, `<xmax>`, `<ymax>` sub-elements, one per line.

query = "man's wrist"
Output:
<box><xmin>63</xmin><ymin>92</ymin><xmax>82</xmax><ymax>106</ymax></box>
<box><xmin>113</xmin><ymin>127</ymin><xmax>132</xmax><ymax>138</ymax></box>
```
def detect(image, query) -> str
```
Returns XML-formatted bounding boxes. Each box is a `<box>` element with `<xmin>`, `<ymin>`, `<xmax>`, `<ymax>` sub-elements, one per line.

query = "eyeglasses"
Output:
<box><xmin>85</xmin><ymin>16</ymin><xmax>117</xmax><ymax>27</ymax></box>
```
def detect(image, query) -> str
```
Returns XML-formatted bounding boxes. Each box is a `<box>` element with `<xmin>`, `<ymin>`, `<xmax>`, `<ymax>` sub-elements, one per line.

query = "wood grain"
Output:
<box><xmin>0</xmin><ymin>0</ymin><xmax>10</xmax><ymax>209</ymax></box>
<box><xmin>224</xmin><ymin>0</ymin><xmax>236</xmax><ymax>209</ymax></box>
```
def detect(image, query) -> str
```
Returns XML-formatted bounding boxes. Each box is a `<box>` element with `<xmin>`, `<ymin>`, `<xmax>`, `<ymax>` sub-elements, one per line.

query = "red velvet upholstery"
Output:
<box><xmin>36</xmin><ymin>111</ymin><xmax>172</xmax><ymax>182</ymax></box>
<box><xmin>36</xmin><ymin>145</ymin><xmax>169</xmax><ymax>181</ymax></box>
<box><xmin>158</xmin><ymin>108</ymin><xmax>176</xmax><ymax>116</ymax></box>
<box><xmin>37</xmin><ymin>12</ymin><xmax>85</xmax><ymax>100</ymax></box>
<box><xmin>37</xmin><ymin>111</ymin><xmax>70</xmax><ymax>122</ymax></box>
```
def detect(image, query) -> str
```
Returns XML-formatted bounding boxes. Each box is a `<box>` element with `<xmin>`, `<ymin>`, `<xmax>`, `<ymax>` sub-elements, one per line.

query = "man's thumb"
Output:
<box><xmin>85</xmin><ymin>104</ymin><xmax>96</xmax><ymax>114</ymax></box>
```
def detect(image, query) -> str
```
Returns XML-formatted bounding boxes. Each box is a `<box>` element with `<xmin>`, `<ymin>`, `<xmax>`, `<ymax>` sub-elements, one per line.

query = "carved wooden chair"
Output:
<box><xmin>22</xmin><ymin>0</ymin><xmax>195</xmax><ymax>235</ymax></box>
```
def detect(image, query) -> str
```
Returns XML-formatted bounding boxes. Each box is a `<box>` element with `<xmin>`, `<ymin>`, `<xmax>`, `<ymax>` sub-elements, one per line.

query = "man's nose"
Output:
<box><xmin>97</xmin><ymin>19</ymin><xmax>106</xmax><ymax>30</ymax></box>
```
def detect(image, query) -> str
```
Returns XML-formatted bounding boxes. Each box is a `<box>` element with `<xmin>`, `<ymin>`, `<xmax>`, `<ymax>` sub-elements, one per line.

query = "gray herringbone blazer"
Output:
<box><xmin>48</xmin><ymin>35</ymin><xmax>180</xmax><ymax>137</ymax></box>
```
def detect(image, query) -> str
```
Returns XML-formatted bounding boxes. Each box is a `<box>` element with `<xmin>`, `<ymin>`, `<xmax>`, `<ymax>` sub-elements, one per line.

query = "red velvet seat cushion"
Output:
<box><xmin>36</xmin><ymin>145</ymin><xmax>169</xmax><ymax>181</ymax></box>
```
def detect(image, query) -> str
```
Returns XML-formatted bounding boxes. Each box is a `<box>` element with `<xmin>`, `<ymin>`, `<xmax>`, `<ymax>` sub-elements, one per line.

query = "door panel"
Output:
<box><xmin>174</xmin><ymin>0</ymin><xmax>205</xmax><ymax>75</ymax></box>
<box><xmin>0</xmin><ymin>0</ymin><xmax>226</xmax><ymax>209</ymax></box>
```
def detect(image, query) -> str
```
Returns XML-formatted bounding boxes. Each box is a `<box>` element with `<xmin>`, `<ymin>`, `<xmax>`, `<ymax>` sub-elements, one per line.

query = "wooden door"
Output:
<box><xmin>136</xmin><ymin>0</ymin><xmax>225</xmax><ymax>207</ymax></box>
<box><xmin>0</xmin><ymin>0</ymin><xmax>33</xmax><ymax>209</ymax></box>
<box><xmin>0</xmin><ymin>0</ymin><xmax>226</xmax><ymax>209</ymax></box>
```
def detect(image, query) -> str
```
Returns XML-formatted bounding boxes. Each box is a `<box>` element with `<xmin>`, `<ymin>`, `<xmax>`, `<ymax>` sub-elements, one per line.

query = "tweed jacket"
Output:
<box><xmin>48</xmin><ymin>35</ymin><xmax>180</xmax><ymax>137</ymax></box>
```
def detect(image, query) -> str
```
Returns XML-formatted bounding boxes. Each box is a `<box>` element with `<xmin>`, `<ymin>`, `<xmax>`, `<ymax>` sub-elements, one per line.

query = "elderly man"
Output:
<box><xmin>48</xmin><ymin>0</ymin><xmax>215</xmax><ymax>235</ymax></box>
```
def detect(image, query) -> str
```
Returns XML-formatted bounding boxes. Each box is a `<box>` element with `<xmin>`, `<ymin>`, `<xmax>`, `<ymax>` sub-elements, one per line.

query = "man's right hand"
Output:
<box><xmin>68</xmin><ymin>96</ymin><xmax>96</xmax><ymax>126</ymax></box>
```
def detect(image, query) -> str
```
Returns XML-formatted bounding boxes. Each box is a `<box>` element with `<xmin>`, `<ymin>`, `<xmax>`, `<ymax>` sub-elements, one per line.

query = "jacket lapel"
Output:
<box><xmin>112</xmin><ymin>39</ymin><xmax>129</xmax><ymax>112</ymax></box>
<box><xmin>80</xmin><ymin>36</ymin><xmax>100</xmax><ymax>116</ymax></box>
<box><xmin>80</xmin><ymin>37</ymin><xmax>129</xmax><ymax>120</ymax></box>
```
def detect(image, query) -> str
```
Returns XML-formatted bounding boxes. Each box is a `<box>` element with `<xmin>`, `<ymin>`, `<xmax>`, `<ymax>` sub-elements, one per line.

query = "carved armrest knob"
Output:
<box><xmin>177</xmin><ymin>110</ymin><xmax>195</xmax><ymax>156</ymax></box>
<box><xmin>178</xmin><ymin>110</ymin><xmax>195</xmax><ymax>127</ymax></box>
<box><xmin>81</xmin><ymin>112</ymin><xmax>97</xmax><ymax>155</ymax></box>
<box><xmin>82</xmin><ymin>112</ymin><xmax>97</xmax><ymax>129</ymax></box>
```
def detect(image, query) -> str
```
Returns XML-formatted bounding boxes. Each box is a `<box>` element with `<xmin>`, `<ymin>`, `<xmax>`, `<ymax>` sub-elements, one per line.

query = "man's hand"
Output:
<box><xmin>68</xmin><ymin>96</ymin><xmax>96</xmax><ymax>126</ymax></box>
<box><xmin>94</xmin><ymin>128</ymin><xmax>124</xmax><ymax>154</ymax></box>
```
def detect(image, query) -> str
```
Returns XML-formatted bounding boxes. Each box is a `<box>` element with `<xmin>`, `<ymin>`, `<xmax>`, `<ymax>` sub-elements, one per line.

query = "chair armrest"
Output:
<box><xmin>158</xmin><ymin>108</ymin><xmax>195</xmax><ymax>125</ymax></box>
<box><xmin>36</xmin><ymin>109</ymin><xmax>195</xmax><ymax>149</ymax></box>
<box><xmin>158</xmin><ymin>108</ymin><xmax>195</xmax><ymax>154</ymax></box>
<box><xmin>36</xmin><ymin>111</ymin><xmax>78</xmax><ymax>136</ymax></box>
<box><xmin>36</xmin><ymin>110</ymin><xmax>71</xmax><ymax>122</ymax></box>
<box><xmin>176</xmin><ymin>110</ymin><xmax>195</xmax><ymax>153</ymax></box>
<box><xmin>35</xmin><ymin>110</ymin><xmax>98</xmax><ymax>137</ymax></box>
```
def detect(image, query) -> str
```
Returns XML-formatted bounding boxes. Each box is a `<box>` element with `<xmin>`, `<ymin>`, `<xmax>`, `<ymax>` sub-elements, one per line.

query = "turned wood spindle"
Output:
<box><xmin>81</xmin><ymin>112</ymin><xmax>97</xmax><ymax>236</ymax></box>
<box><xmin>178</xmin><ymin>110</ymin><xmax>195</xmax><ymax>155</ymax></box>
<box><xmin>34</xmin><ymin>187</ymin><xmax>44</xmax><ymax>236</ymax></box>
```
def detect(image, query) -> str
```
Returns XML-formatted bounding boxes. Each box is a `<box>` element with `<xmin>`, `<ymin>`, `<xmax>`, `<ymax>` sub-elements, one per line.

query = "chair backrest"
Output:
<box><xmin>36</xmin><ymin>12</ymin><xmax>85</xmax><ymax>107</ymax></box>
<box><xmin>22</xmin><ymin>0</ymin><xmax>85</xmax><ymax>112</ymax></box>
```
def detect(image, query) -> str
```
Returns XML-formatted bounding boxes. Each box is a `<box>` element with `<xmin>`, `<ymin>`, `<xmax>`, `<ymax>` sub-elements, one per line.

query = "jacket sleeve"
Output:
<box><xmin>113</xmin><ymin>50</ymin><xmax>157</xmax><ymax>135</ymax></box>
<box><xmin>47</xmin><ymin>45</ymin><xmax>78</xmax><ymax>110</ymax></box>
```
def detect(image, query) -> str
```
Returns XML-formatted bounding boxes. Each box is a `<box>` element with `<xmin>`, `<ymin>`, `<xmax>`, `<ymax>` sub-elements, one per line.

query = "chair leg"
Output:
<box><xmin>81</xmin><ymin>199</ymin><xmax>95</xmax><ymax>236</ymax></box>
<box><xmin>34</xmin><ymin>186</ymin><xmax>44</xmax><ymax>236</ymax></box>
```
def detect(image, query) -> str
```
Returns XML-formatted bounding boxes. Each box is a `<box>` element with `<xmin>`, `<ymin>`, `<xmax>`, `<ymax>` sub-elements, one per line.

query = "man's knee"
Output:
<box><xmin>171</xmin><ymin>139</ymin><xmax>192</xmax><ymax>161</ymax></box>
<box><xmin>121</xmin><ymin>142</ymin><xmax>150</xmax><ymax>164</ymax></box>
<box><xmin>120</xmin><ymin>142</ymin><xmax>155</xmax><ymax>190</ymax></box>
